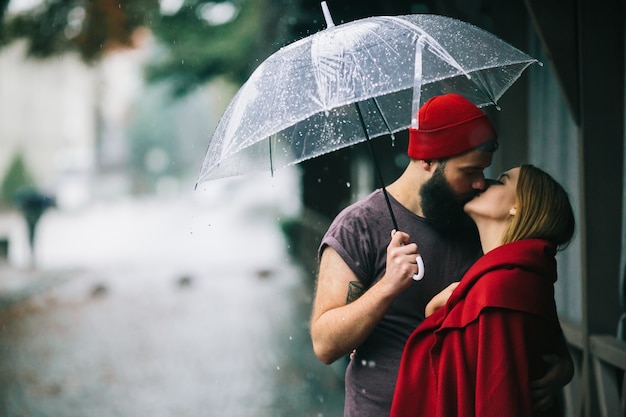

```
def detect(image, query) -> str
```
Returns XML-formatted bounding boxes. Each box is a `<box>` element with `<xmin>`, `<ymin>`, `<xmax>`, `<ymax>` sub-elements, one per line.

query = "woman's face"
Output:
<box><xmin>464</xmin><ymin>167</ymin><xmax>520</xmax><ymax>221</ymax></box>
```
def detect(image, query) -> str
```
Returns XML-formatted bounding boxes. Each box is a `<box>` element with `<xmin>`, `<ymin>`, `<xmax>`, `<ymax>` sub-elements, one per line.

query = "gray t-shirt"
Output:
<box><xmin>319</xmin><ymin>189</ymin><xmax>481</xmax><ymax>417</ymax></box>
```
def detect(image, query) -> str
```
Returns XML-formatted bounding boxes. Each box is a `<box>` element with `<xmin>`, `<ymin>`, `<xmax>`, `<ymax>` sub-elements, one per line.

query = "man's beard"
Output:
<box><xmin>420</xmin><ymin>167</ymin><xmax>478</xmax><ymax>236</ymax></box>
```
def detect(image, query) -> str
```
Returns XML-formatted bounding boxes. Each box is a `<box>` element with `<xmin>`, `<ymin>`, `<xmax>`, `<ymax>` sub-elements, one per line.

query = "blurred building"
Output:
<box><xmin>0</xmin><ymin>35</ymin><xmax>152</xmax><ymax>210</ymax></box>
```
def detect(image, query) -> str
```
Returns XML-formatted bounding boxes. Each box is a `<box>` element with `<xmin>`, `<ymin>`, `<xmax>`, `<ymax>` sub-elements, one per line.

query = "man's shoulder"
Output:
<box><xmin>337</xmin><ymin>189</ymin><xmax>386</xmax><ymax>217</ymax></box>
<box><xmin>325</xmin><ymin>189</ymin><xmax>388</xmax><ymax>242</ymax></box>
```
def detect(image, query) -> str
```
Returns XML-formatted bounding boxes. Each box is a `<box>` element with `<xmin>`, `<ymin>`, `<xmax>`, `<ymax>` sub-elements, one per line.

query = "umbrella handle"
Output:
<box><xmin>413</xmin><ymin>255</ymin><xmax>425</xmax><ymax>281</ymax></box>
<box><xmin>321</xmin><ymin>2</ymin><xmax>335</xmax><ymax>28</ymax></box>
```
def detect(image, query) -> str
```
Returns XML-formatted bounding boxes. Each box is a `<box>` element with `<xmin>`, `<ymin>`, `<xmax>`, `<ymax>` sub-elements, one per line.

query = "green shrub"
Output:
<box><xmin>0</xmin><ymin>152</ymin><xmax>36</xmax><ymax>208</ymax></box>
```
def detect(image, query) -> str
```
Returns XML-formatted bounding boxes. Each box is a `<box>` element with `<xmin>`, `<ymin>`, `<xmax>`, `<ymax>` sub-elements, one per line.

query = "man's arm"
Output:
<box><xmin>530</xmin><ymin>325</ymin><xmax>574</xmax><ymax>411</ymax></box>
<box><xmin>310</xmin><ymin>231</ymin><xmax>418</xmax><ymax>364</ymax></box>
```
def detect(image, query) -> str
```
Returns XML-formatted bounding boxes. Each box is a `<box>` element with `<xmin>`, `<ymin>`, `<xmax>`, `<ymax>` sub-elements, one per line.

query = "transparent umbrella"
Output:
<box><xmin>197</xmin><ymin>3</ymin><xmax>538</xmax><ymax>240</ymax></box>
<box><xmin>197</xmin><ymin>5</ymin><xmax>538</xmax><ymax>187</ymax></box>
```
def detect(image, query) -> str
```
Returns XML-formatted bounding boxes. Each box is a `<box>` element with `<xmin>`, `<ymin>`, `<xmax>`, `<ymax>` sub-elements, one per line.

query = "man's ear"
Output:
<box><xmin>509</xmin><ymin>206</ymin><xmax>517</xmax><ymax>216</ymax></box>
<box><xmin>421</xmin><ymin>160</ymin><xmax>435</xmax><ymax>172</ymax></box>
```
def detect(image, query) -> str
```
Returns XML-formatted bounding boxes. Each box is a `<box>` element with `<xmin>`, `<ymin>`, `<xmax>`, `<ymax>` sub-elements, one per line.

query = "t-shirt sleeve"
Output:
<box><xmin>319</xmin><ymin>207</ymin><xmax>375</xmax><ymax>286</ymax></box>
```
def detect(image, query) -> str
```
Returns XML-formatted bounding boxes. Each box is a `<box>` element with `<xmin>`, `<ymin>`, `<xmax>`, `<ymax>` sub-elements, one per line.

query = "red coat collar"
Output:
<box><xmin>435</xmin><ymin>239</ymin><xmax>558</xmax><ymax>331</ymax></box>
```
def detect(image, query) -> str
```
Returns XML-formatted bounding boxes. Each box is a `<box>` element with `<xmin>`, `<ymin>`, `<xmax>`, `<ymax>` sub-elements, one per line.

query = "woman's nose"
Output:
<box><xmin>484</xmin><ymin>178</ymin><xmax>501</xmax><ymax>188</ymax></box>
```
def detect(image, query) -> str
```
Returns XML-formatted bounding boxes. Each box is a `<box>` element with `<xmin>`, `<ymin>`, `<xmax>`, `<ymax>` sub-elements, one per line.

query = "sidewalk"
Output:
<box><xmin>0</xmin><ymin>193</ymin><xmax>346</xmax><ymax>416</ymax></box>
<box><xmin>0</xmin><ymin>208</ymin><xmax>83</xmax><ymax>313</ymax></box>
<box><xmin>0</xmin><ymin>263</ymin><xmax>79</xmax><ymax>312</ymax></box>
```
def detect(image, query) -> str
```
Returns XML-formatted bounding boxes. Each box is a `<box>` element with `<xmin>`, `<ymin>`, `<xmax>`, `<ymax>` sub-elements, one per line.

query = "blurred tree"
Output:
<box><xmin>0</xmin><ymin>151</ymin><xmax>36</xmax><ymax>207</ymax></box>
<box><xmin>0</xmin><ymin>0</ymin><xmax>160</xmax><ymax>62</ymax></box>
<box><xmin>144</xmin><ymin>0</ymin><xmax>267</xmax><ymax>95</ymax></box>
<box><xmin>0</xmin><ymin>0</ymin><xmax>10</xmax><ymax>29</ymax></box>
<box><xmin>0</xmin><ymin>0</ymin><xmax>289</xmax><ymax>89</ymax></box>
<box><xmin>126</xmin><ymin>83</ymin><xmax>178</xmax><ymax>193</ymax></box>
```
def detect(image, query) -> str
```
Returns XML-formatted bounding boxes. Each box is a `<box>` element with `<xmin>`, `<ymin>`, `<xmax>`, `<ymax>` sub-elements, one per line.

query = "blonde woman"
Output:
<box><xmin>390</xmin><ymin>164</ymin><xmax>575</xmax><ymax>417</ymax></box>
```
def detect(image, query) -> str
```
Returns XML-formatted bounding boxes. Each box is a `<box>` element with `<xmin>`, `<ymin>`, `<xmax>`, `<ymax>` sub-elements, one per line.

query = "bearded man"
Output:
<box><xmin>309</xmin><ymin>94</ymin><xmax>573</xmax><ymax>417</ymax></box>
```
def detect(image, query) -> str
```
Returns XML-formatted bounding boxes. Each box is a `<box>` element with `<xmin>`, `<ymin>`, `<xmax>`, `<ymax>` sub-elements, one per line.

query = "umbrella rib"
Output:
<box><xmin>354</xmin><ymin>101</ymin><xmax>399</xmax><ymax>231</ymax></box>
<box><xmin>269</xmin><ymin>136</ymin><xmax>274</xmax><ymax>177</ymax></box>
<box><xmin>380</xmin><ymin>16</ymin><xmax>469</xmax><ymax>80</ymax></box>
<box><xmin>371</xmin><ymin>97</ymin><xmax>396</xmax><ymax>143</ymax></box>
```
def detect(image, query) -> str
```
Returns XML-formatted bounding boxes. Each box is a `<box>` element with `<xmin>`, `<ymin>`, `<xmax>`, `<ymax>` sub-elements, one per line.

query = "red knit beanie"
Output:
<box><xmin>407</xmin><ymin>94</ymin><xmax>497</xmax><ymax>160</ymax></box>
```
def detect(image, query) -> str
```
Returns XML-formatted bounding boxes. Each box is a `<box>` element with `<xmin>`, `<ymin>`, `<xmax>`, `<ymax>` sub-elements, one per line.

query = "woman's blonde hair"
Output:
<box><xmin>501</xmin><ymin>164</ymin><xmax>575</xmax><ymax>249</ymax></box>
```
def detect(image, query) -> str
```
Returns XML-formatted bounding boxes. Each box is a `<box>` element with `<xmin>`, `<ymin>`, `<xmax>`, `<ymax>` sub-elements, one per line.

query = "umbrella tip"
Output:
<box><xmin>321</xmin><ymin>1</ymin><xmax>335</xmax><ymax>28</ymax></box>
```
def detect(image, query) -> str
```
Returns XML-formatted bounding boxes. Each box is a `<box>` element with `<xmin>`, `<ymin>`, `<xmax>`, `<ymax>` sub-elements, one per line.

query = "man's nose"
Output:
<box><xmin>473</xmin><ymin>177</ymin><xmax>487</xmax><ymax>191</ymax></box>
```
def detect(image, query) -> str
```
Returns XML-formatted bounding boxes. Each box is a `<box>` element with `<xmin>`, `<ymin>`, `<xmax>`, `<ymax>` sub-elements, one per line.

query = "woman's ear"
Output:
<box><xmin>509</xmin><ymin>206</ymin><xmax>517</xmax><ymax>216</ymax></box>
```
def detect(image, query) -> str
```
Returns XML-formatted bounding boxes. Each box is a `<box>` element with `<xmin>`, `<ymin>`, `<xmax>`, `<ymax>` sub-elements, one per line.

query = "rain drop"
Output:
<box><xmin>289</xmin><ymin>336</ymin><xmax>293</xmax><ymax>341</ymax></box>
<box><xmin>276</xmin><ymin>366</ymin><xmax>281</xmax><ymax>370</ymax></box>
<box><xmin>368</xmin><ymin>360</ymin><xmax>376</xmax><ymax>368</ymax></box>
<box><xmin>346</xmin><ymin>182</ymin><xmax>351</xmax><ymax>188</ymax></box>
<box><xmin>361</xmin><ymin>359</ymin><xmax>367</xmax><ymax>366</ymax></box>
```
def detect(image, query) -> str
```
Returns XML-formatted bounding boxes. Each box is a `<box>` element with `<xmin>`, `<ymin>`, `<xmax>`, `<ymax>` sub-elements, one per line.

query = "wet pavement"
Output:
<box><xmin>0</xmin><ymin>171</ymin><xmax>344</xmax><ymax>416</ymax></box>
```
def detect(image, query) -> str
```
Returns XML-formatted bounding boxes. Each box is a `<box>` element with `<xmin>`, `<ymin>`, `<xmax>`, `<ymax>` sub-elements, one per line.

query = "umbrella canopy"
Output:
<box><xmin>196</xmin><ymin>12</ymin><xmax>539</xmax><ymax>184</ymax></box>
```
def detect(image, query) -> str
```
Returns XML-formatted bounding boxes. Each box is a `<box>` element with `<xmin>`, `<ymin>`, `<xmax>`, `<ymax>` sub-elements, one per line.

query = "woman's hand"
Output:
<box><xmin>425</xmin><ymin>282</ymin><xmax>459</xmax><ymax>317</ymax></box>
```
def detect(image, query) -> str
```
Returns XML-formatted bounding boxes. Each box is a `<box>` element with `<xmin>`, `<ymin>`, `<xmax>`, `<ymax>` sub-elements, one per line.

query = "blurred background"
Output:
<box><xmin>0</xmin><ymin>1</ymin><xmax>347</xmax><ymax>415</ymax></box>
<box><xmin>0</xmin><ymin>1</ymin><xmax>624</xmax><ymax>416</ymax></box>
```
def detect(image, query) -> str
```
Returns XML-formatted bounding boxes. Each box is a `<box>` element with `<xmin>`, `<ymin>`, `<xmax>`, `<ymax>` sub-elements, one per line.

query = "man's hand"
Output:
<box><xmin>384</xmin><ymin>230</ymin><xmax>420</xmax><ymax>294</ymax></box>
<box><xmin>530</xmin><ymin>353</ymin><xmax>574</xmax><ymax>411</ymax></box>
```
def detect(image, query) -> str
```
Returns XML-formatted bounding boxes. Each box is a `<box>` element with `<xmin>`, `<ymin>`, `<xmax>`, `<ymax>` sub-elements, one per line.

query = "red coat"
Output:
<box><xmin>390</xmin><ymin>239</ymin><xmax>562</xmax><ymax>417</ymax></box>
